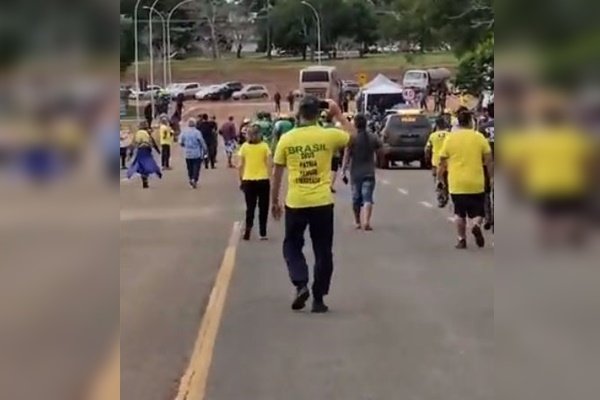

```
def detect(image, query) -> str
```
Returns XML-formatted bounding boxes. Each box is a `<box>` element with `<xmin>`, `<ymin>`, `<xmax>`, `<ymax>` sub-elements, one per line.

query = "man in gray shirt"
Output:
<box><xmin>342</xmin><ymin>114</ymin><xmax>382</xmax><ymax>230</ymax></box>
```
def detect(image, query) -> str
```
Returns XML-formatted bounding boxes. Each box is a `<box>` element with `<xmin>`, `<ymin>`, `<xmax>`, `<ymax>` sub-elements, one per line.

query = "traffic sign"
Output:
<box><xmin>357</xmin><ymin>73</ymin><xmax>368</xmax><ymax>87</ymax></box>
<box><xmin>404</xmin><ymin>88</ymin><xmax>415</xmax><ymax>101</ymax></box>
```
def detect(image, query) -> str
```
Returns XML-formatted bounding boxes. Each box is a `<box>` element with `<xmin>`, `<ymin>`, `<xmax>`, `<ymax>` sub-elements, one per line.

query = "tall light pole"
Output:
<box><xmin>301</xmin><ymin>1</ymin><xmax>321</xmax><ymax>65</ymax></box>
<box><xmin>134</xmin><ymin>0</ymin><xmax>145</xmax><ymax>122</ymax></box>
<box><xmin>148</xmin><ymin>0</ymin><xmax>160</xmax><ymax>119</ymax></box>
<box><xmin>167</xmin><ymin>0</ymin><xmax>194</xmax><ymax>86</ymax></box>
<box><xmin>144</xmin><ymin>6</ymin><xmax>168</xmax><ymax>88</ymax></box>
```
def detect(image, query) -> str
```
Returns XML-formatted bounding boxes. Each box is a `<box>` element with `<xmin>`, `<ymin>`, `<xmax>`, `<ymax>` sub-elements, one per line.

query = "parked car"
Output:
<box><xmin>377</xmin><ymin>110</ymin><xmax>432</xmax><ymax>169</ymax></box>
<box><xmin>213</xmin><ymin>81</ymin><xmax>244</xmax><ymax>100</ymax></box>
<box><xmin>128</xmin><ymin>85</ymin><xmax>162</xmax><ymax>100</ymax></box>
<box><xmin>194</xmin><ymin>84</ymin><xmax>224</xmax><ymax>101</ymax></box>
<box><xmin>168</xmin><ymin>82</ymin><xmax>202</xmax><ymax>100</ymax></box>
<box><xmin>232</xmin><ymin>84</ymin><xmax>269</xmax><ymax>100</ymax></box>
<box><xmin>342</xmin><ymin>80</ymin><xmax>360</xmax><ymax>100</ymax></box>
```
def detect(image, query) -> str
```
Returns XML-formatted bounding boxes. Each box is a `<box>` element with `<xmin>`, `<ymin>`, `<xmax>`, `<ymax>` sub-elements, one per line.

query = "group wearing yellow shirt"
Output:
<box><xmin>238</xmin><ymin>126</ymin><xmax>272</xmax><ymax>241</ymax></box>
<box><xmin>437</xmin><ymin>110</ymin><xmax>493</xmax><ymax>249</ymax></box>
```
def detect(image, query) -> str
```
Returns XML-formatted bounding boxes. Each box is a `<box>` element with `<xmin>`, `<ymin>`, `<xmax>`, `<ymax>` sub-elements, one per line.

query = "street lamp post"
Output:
<box><xmin>148</xmin><ymin>0</ymin><xmax>160</xmax><ymax>116</ymax></box>
<box><xmin>301</xmin><ymin>1</ymin><xmax>321</xmax><ymax>65</ymax></box>
<box><xmin>134</xmin><ymin>0</ymin><xmax>145</xmax><ymax>122</ymax></box>
<box><xmin>167</xmin><ymin>0</ymin><xmax>195</xmax><ymax>86</ymax></box>
<box><xmin>145</xmin><ymin>6</ymin><xmax>168</xmax><ymax>88</ymax></box>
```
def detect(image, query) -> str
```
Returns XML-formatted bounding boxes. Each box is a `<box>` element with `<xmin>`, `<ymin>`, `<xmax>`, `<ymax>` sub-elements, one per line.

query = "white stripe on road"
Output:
<box><xmin>420</xmin><ymin>201</ymin><xmax>434</xmax><ymax>208</ymax></box>
<box><xmin>380</xmin><ymin>179</ymin><xmax>390</xmax><ymax>185</ymax></box>
<box><xmin>397</xmin><ymin>188</ymin><xmax>409</xmax><ymax>195</ymax></box>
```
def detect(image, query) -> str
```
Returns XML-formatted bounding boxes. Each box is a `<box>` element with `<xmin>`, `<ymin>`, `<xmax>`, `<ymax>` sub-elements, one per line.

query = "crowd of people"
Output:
<box><xmin>121</xmin><ymin>93</ymin><xmax>502</xmax><ymax>312</ymax></box>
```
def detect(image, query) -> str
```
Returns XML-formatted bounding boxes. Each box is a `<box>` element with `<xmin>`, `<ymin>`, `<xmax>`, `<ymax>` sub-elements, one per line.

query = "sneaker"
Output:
<box><xmin>259</xmin><ymin>236</ymin><xmax>268</xmax><ymax>241</ymax></box>
<box><xmin>242</xmin><ymin>230</ymin><xmax>251</xmax><ymax>241</ymax></box>
<box><xmin>364</xmin><ymin>225</ymin><xmax>373</xmax><ymax>232</ymax></box>
<box><xmin>311</xmin><ymin>300</ymin><xmax>329</xmax><ymax>313</ymax></box>
<box><xmin>455</xmin><ymin>238</ymin><xmax>467</xmax><ymax>249</ymax></box>
<box><xmin>291</xmin><ymin>287</ymin><xmax>310</xmax><ymax>311</ymax></box>
<box><xmin>191</xmin><ymin>181</ymin><xmax>198</xmax><ymax>189</ymax></box>
<box><xmin>472</xmin><ymin>225</ymin><xmax>485</xmax><ymax>248</ymax></box>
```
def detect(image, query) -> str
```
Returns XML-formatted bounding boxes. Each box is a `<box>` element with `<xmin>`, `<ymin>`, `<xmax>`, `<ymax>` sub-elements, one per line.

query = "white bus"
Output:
<box><xmin>299</xmin><ymin>66</ymin><xmax>342</xmax><ymax>103</ymax></box>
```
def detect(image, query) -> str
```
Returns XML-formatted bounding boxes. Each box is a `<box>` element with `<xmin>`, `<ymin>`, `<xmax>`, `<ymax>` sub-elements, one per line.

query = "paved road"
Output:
<box><xmin>120</xmin><ymin>150</ymin><xmax>493</xmax><ymax>399</ymax></box>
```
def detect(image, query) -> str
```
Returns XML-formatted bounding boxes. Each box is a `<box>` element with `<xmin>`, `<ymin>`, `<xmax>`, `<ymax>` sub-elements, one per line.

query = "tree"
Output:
<box><xmin>344</xmin><ymin>0</ymin><xmax>379</xmax><ymax>56</ymax></box>
<box><xmin>454</xmin><ymin>35</ymin><xmax>493</xmax><ymax>96</ymax></box>
<box><xmin>120</xmin><ymin>22</ymin><xmax>135</xmax><ymax>75</ymax></box>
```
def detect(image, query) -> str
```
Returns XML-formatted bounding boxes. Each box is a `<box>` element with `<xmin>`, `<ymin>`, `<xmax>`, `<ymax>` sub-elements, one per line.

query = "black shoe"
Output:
<box><xmin>455</xmin><ymin>238</ymin><xmax>467</xmax><ymax>249</ymax></box>
<box><xmin>291</xmin><ymin>287</ymin><xmax>310</xmax><ymax>311</ymax></box>
<box><xmin>242</xmin><ymin>230</ymin><xmax>251</xmax><ymax>241</ymax></box>
<box><xmin>311</xmin><ymin>300</ymin><xmax>329</xmax><ymax>313</ymax></box>
<box><xmin>483</xmin><ymin>221</ymin><xmax>492</xmax><ymax>231</ymax></box>
<box><xmin>472</xmin><ymin>225</ymin><xmax>485</xmax><ymax>248</ymax></box>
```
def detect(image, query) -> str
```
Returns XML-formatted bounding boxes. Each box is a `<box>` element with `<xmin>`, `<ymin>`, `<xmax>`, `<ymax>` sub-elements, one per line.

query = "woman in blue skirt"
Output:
<box><xmin>127</xmin><ymin>121</ymin><xmax>162</xmax><ymax>188</ymax></box>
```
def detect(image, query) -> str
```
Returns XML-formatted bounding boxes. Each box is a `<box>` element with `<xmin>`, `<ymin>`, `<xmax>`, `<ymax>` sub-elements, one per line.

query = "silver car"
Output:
<box><xmin>169</xmin><ymin>82</ymin><xmax>202</xmax><ymax>100</ymax></box>
<box><xmin>232</xmin><ymin>84</ymin><xmax>269</xmax><ymax>100</ymax></box>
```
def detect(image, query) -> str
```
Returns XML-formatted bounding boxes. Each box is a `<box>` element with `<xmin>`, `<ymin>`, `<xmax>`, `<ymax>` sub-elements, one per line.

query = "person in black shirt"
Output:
<box><xmin>197</xmin><ymin>114</ymin><xmax>217</xmax><ymax>169</ymax></box>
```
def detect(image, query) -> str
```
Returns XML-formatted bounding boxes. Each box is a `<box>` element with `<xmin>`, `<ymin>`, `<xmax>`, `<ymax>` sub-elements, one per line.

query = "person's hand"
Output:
<box><xmin>239</xmin><ymin>180</ymin><xmax>245</xmax><ymax>191</ymax></box>
<box><xmin>271</xmin><ymin>201</ymin><xmax>283</xmax><ymax>221</ymax></box>
<box><xmin>326</xmin><ymin>99</ymin><xmax>343</xmax><ymax>119</ymax></box>
<box><xmin>436</xmin><ymin>180</ymin><xmax>446</xmax><ymax>190</ymax></box>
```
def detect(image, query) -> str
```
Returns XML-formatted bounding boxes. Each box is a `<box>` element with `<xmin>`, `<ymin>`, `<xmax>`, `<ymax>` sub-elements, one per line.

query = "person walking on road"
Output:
<box><xmin>159</xmin><ymin>115</ymin><xmax>174</xmax><ymax>170</ymax></box>
<box><xmin>271</xmin><ymin>96</ymin><xmax>357</xmax><ymax>313</ymax></box>
<box><xmin>197</xmin><ymin>114</ymin><xmax>217</xmax><ymax>169</ymax></box>
<box><xmin>120</xmin><ymin>125</ymin><xmax>131</xmax><ymax>170</ymax></box>
<box><xmin>425</xmin><ymin>117</ymin><xmax>450</xmax><ymax>207</ymax></box>
<box><xmin>238</xmin><ymin>125</ymin><xmax>272</xmax><ymax>241</ymax></box>
<box><xmin>341</xmin><ymin>114</ymin><xmax>382</xmax><ymax>231</ymax></box>
<box><xmin>287</xmin><ymin>91</ymin><xmax>295</xmax><ymax>112</ymax></box>
<box><xmin>219</xmin><ymin>116</ymin><xmax>238</xmax><ymax>168</ymax></box>
<box><xmin>179</xmin><ymin>118</ymin><xmax>207</xmax><ymax>189</ymax></box>
<box><xmin>274</xmin><ymin>91</ymin><xmax>282</xmax><ymax>114</ymax></box>
<box><xmin>127</xmin><ymin>120</ymin><xmax>162</xmax><ymax>189</ymax></box>
<box><xmin>144</xmin><ymin>102</ymin><xmax>153</xmax><ymax>129</ymax></box>
<box><xmin>437</xmin><ymin>109</ymin><xmax>493</xmax><ymax>249</ymax></box>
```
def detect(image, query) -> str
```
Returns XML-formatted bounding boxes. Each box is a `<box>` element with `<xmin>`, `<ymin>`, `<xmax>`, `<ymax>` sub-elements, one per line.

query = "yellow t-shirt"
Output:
<box><xmin>134</xmin><ymin>130</ymin><xmax>152</xmax><ymax>147</ymax></box>
<box><xmin>274</xmin><ymin>125</ymin><xmax>350</xmax><ymax>208</ymax></box>
<box><xmin>239</xmin><ymin>142</ymin><xmax>271</xmax><ymax>181</ymax></box>
<box><xmin>426</xmin><ymin>130</ymin><xmax>448</xmax><ymax>167</ymax></box>
<box><xmin>440</xmin><ymin>129</ymin><xmax>491</xmax><ymax>194</ymax></box>
<box><xmin>159</xmin><ymin>124</ymin><xmax>174</xmax><ymax>146</ymax></box>
<box><xmin>520</xmin><ymin>127</ymin><xmax>592</xmax><ymax>198</ymax></box>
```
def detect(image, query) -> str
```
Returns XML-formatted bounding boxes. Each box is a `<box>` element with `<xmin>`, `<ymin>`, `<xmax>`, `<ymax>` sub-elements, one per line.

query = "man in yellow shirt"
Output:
<box><xmin>438</xmin><ymin>109</ymin><xmax>493</xmax><ymax>249</ymax></box>
<box><xmin>272</xmin><ymin>96</ymin><xmax>356</xmax><ymax>313</ymax></box>
<box><xmin>159</xmin><ymin>115</ymin><xmax>174</xmax><ymax>170</ymax></box>
<box><xmin>425</xmin><ymin>117</ymin><xmax>449</xmax><ymax>207</ymax></box>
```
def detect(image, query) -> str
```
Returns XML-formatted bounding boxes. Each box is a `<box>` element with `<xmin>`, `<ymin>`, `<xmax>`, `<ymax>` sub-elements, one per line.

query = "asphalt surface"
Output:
<box><xmin>120</xmin><ymin>147</ymin><xmax>243</xmax><ymax>400</ymax></box>
<box><xmin>206</xmin><ymin>165</ymin><xmax>493</xmax><ymax>400</ymax></box>
<box><xmin>120</xmin><ymin>148</ymin><xmax>494</xmax><ymax>400</ymax></box>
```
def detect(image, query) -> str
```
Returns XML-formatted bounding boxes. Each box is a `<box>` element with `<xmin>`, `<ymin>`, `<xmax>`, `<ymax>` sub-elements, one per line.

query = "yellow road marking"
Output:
<box><xmin>86</xmin><ymin>335</ymin><xmax>120</xmax><ymax>400</ymax></box>
<box><xmin>174</xmin><ymin>221</ymin><xmax>242</xmax><ymax>400</ymax></box>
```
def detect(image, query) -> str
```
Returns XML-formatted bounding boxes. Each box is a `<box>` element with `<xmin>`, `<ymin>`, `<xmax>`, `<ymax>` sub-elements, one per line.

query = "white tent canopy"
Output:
<box><xmin>361</xmin><ymin>74</ymin><xmax>403</xmax><ymax>94</ymax></box>
<box><xmin>359</xmin><ymin>74</ymin><xmax>404</xmax><ymax>112</ymax></box>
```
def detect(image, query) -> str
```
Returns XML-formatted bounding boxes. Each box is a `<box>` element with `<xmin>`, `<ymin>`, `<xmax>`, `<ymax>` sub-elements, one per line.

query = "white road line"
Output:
<box><xmin>420</xmin><ymin>201</ymin><xmax>434</xmax><ymax>208</ymax></box>
<box><xmin>397</xmin><ymin>188</ymin><xmax>409</xmax><ymax>195</ymax></box>
<box><xmin>380</xmin><ymin>179</ymin><xmax>390</xmax><ymax>185</ymax></box>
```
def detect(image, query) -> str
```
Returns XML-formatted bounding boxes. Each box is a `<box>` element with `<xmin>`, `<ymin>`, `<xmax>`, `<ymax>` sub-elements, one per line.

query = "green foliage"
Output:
<box><xmin>454</xmin><ymin>35</ymin><xmax>494</xmax><ymax>95</ymax></box>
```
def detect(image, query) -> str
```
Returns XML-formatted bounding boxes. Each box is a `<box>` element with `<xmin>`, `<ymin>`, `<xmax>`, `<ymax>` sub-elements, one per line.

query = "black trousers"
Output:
<box><xmin>120</xmin><ymin>147</ymin><xmax>127</xmax><ymax>169</ymax></box>
<box><xmin>204</xmin><ymin>143</ymin><xmax>217</xmax><ymax>169</ymax></box>
<box><xmin>283</xmin><ymin>204</ymin><xmax>334</xmax><ymax>299</ymax></box>
<box><xmin>243</xmin><ymin>179</ymin><xmax>270</xmax><ymax>236</ymax></box>
<box><xmin>161</xmin><ymin>144</ymin><xmax>171</xmax><ymax>168</ymax></box>
<box><xmin>185</xmin><ymin>158</ymin><xmax>202</xmax><ymax>183</ymax></box>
